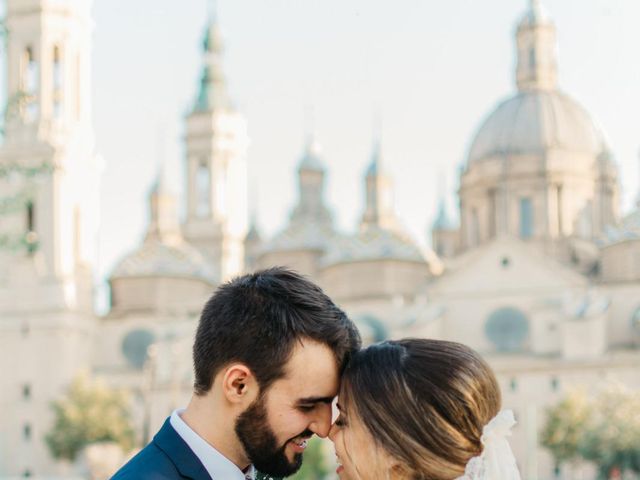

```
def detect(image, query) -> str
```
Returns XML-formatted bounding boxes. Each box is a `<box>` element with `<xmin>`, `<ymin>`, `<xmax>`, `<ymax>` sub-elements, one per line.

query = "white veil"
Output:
<box><xmin>457</xmin><ymin>410</ymin><xmax>522</xmax><ymax>480</ymax></box>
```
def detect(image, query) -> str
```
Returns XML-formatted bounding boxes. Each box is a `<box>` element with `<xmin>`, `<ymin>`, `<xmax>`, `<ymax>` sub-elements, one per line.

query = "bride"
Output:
<box><xmin>328</xmin><ymin>338</ymin><xmax>521</xmax><ymax>480</ymax></box>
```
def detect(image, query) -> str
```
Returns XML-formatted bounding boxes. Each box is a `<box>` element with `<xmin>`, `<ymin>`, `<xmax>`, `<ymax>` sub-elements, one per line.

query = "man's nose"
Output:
<box><xmin>309</xmin><ymin>404</ymin><xmax>332</xmax><ymax>438</ymax></box>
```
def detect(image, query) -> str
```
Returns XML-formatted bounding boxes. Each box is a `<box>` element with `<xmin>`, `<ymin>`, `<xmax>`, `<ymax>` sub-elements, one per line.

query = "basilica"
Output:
<box><xmin>1</xmin><ymin>0</ymin><xmax>639</xmax><ymax>478</ymax></box>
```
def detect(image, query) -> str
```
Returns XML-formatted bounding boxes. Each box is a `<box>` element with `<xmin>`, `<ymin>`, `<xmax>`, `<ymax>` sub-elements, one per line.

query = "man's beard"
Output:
<box><xmin>235</xmin><ymin>395</ymin><xmax>310</xmax><ymax>477</ymax></box>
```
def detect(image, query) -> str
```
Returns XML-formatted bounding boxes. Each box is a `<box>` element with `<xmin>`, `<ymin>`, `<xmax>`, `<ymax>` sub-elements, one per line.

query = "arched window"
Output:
<box><xmin>519</xmin><ymin>197</ymin><xmax>533</xmax><ymax>239</ymax></box>
<box><xmin>529</xmin><ymin>47</ymin><xmax>536</xmax><ymax>69</ymax></box>
<box><xmin>122</xmin><ymin>329</ymin><xmax>156</xmax><ymax>370</ymax></box>
<box><xmin>470</xmin><ymin>208</ymin><xmax>480</xmax><ymax>246</ymax></box>
<box><xmin>488</xmin><ymin>188</ymin><xmax>497</xmax><ymax>238</ymax></box>
<box><xmin>631</xmin><ymin>306</ymin><xmax>640</xmax><ymax>334</ymax></box>
<box><xmin>23</xmin><ymin>47</ymin><xmax>37</xmax><ymax>92</ymax></box>
<box><xmin>23</xmin><ymin>47</ymin><xmax>38</xmax><ymax>121</ymax></box>
<box><xmin>53</xmin><ymin>46</ymin><xmax>63</xmax><ymax>117</ymax></box>
<box><xmin>556</xmin><ymin>184</ymin><xmax>563</xmax><ymax>235</ymax></box>
<box><xmin>196</xmin><ymin>161</ymin><xmax>211</xmax><ymax>218</ymax></box>
<box><xmin>485</xmin><ymin>307</ymin><xmax>530</xmax><ymax>352</ymax></box>
<box><xmin>26</xmin><ymin>201</ymin><xmax>35</xmax><ymax>232</ymax></box>
<box><xmin>214</xmin><ymin>161</ymin><xmax>227</xmax><ymax>215</ymax></box>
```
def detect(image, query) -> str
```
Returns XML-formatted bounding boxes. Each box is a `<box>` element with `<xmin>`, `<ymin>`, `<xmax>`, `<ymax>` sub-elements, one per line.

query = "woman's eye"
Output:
<box><xmin>334</xmin><ymin>415</ymin><xmax>347</xmax><ymax>427</ymax></box>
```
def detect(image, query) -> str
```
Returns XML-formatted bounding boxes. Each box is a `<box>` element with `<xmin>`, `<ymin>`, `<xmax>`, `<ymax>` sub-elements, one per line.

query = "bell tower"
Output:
<box><xmin>182</xmin><ymin>13</ymin><xmax>249</xmax><ymax>282</ymax></box>
<box><xmin>0</xmin><ymin>0</ymin><xmax>99</xmax><ymax>287</ymax></box>
<box><xmin>0</xmin><ymin>0</ymin><xmax>99</xmax><ymax>475</ymax></box>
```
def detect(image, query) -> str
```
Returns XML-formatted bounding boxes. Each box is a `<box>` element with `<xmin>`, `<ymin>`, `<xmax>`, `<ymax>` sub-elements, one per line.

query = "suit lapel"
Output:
<box><xmin>153</xmin><ymin>418</ymin><xmax>213</xmax><ymax>480</ymax></box>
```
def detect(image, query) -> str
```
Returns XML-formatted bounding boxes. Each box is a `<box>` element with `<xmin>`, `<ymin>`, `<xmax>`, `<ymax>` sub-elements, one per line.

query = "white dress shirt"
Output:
<box><xmin>170</xmin><ymin>409</ymin><xmax>255</xmax><ymax>480</ymax></box>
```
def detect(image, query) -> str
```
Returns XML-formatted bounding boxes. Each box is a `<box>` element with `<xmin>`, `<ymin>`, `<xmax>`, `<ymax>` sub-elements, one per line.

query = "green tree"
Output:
<box><xmin>579</xmin><ymin>385</ymin><xmax>640</xmax><ymax>478</ymax></box>
<box><xmin>542</xmin><ymin>385</ymin><xmax>640</xmax><ymax>479</ymax></box>
<box><xmin>288</xmin><ymin>437</ymin><xmax>330</xmax><ymax>480</ymax></box>
<box><xmin>45</xmin><ymin>374</ymin><xmax>136</xmax><ymax>461</ymax></box>
<box><xmin>541</xmin><ymin>389</ymin><xmax>592</xmax><ymax>468</ymax></box>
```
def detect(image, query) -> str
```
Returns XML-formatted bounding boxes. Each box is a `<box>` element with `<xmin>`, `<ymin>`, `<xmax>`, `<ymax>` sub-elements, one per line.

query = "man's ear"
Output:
<box><xmin>221</xmin><ymin>363</ymin><xmax>258</xmax><ymax>405</ymax></box>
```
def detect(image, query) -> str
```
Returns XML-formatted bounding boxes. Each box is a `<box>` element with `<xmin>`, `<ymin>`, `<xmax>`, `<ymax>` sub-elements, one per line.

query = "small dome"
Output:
<box><xmin>467</xmin><ymin>91</ymin><xmax>609</xmax><ymax>165</ymax></box>
<box><xmin>322</xmin><ymin>226</ymin><xmax>426</xmax><ymax>267</ymax></box>
<box><xmin>112</xmin><ymin>238</ymin><xmax>214</xmax><ymax>282</ymax></box>
<box><xmin>299</xmin><ymin>139</ymin><xmax>325</xmax><ymax>172</ymax></box>
<box><xmin>264</xmin><ymin>220</ymin><xmax>335</xmax><ymax>253</ymax></box>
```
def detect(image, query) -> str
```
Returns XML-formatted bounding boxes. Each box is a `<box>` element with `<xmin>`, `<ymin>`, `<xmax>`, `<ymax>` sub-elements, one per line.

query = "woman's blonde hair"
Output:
<box><xmin>340</xmin><ymin>338</ymin><xmax>502</xmax><ymax>480</ymax></box>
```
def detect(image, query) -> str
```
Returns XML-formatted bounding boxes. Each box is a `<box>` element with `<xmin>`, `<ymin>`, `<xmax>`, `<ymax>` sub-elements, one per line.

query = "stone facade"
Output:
<box><xmin>1</xmin><ymin>0</ymin><xmax>640</xmax><ymax>479</ymax></box>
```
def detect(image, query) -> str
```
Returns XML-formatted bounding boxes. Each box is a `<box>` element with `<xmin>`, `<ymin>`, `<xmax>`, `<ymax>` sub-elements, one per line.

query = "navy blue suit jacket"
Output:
<box><xmin>110</xmin><ymin>418</ymin><xmax>212</xmax><ymax>480</ymax></box>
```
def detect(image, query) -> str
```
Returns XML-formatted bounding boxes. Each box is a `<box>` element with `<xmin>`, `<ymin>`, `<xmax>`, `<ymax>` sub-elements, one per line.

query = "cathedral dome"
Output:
<box><xmin>322</xmin><ymin>226</ymin><xmax>428</xmax><ymax>267</ymax></box>
<box><xmin>467</xmin><ymin>90</ymin><xmax>610</xmax><ymax>165</ymax></box>
<box><xmin>112</xmin><ymin>238</ymin><xmax>214</xmax><ymax>282</ymax></box>
<box><xmin>264</xmin><ymin>220</ymin><xmax>335</xmax><ymax>253</ymax></box>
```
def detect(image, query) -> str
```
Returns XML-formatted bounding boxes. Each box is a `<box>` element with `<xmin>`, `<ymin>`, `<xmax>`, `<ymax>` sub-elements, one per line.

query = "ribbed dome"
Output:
<box><xmin>112</xmin><ymin>238</ymin><xmax>214</xmax><ymax>281</ymax></box>
<box><xmin>322</xmin><ymin>226</ymin><xmax>427</xmax><ymax>267</ymax></box>
<box><xmin>264</xmin><ymin>220</ymin><xmax>335</xmax><ymax>253</ymax></box>
<box><xmin>467</xmin><ymin>91</ymin><xmax>609</xmax><ymax>165</ymax></box>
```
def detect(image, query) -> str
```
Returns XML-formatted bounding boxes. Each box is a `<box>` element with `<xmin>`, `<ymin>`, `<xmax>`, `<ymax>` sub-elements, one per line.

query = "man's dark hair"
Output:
<box><xmin>193</xmin><ymin>267</ymin><xmax>361</xmax><ymax>395</ymax></box>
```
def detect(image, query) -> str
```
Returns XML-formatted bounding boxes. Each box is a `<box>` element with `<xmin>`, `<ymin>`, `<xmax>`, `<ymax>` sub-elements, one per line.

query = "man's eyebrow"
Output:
<box><xmin>297</xmin><ymin>396</ymin><xmax>334</xmax><ymax>405</ymax></box>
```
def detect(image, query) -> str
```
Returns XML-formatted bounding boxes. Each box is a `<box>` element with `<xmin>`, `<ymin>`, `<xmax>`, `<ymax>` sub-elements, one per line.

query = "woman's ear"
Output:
<box><xmin>220</xmin><ymin>364</ymin><xmax>258</xmax><ymax>405</ymax></box>
<box><xmin>388</xmin><ymin>459</ymin><xmax>412</xmax><ymax>480</ymax></box>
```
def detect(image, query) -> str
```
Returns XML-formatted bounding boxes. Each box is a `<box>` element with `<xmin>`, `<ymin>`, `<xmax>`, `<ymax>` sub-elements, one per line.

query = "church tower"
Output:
<box><xmin>182</xmin><ymin>13</ymin><xmax>249</xmax><ymax>283</ymax></box>
<box><xmin>459</xmin><ymin>0</ymin><xmax>618</xmax><ymax>255</ymax></box>
<box><xmin>255</xmin><ymin>132</ymin><xmax>335</xmax><ymax>279</ymax></box>
<box><xmin>0</xmin><ymin>0</ymin><xmax>99</xmax><ymax>475</ymax></box>
<box><xmin>291</xmin><ymin>133</ymin><xmax>333</xmax><ymax>230</ymax></box>
<box><xmin>360</xmin><ymin>136</ymin><xmax>398</xmax><ymax>232</ymax></box>
<box><xmin>515</xmin><ymin>0</ymin><xmax>557</xmax><ymax>91</ymax></box>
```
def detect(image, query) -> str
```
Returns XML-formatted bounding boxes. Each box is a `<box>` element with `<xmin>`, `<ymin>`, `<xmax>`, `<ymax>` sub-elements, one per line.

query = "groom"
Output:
<box><xmin>111</xmin><ymin>267</ymin><xmax>361</xmax><ymax>480</ymax></box>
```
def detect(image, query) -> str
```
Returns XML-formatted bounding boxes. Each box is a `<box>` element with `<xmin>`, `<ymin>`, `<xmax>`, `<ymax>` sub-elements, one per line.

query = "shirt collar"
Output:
<box><xmin>170</xmin><ymin>409</ymin><xmax>254</xmax><ymax>480</ymax></box>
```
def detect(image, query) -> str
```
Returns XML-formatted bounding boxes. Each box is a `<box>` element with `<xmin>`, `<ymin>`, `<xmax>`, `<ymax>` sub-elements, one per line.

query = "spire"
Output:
<box><xmin>361</xmin><ymin>132</ymin><xmax>397</xmax><ymax>231</ymax></box>
<box><xmin>366</xmin><ymin>137</ymin><xmax>384</xmax><ymax>177</ymax></box>
<box><xmin>515</xmin><ymin>0</ymin><xmax>557</xmax><ymax>91</ymax></box>
<box><xmin>151</xmin><ymin>125</ymin><xmax>170</xmax><ymax>196</ymax></box>
<box><xmin>298</xmin><ymin>107</ymin><xmax>324</xmax><ymax>171</ymax></box>
<box><xmin>366</xmin><ymin>112</ymin><xmax>384</xmax><ymax>177</ymax></box>
<box><xmin>244</xmin><ymin>207</ymin><xmax>262</xmax><ymax>271</ymax></box>
<box><xmin>432</xmin><ymin>171</ymin><xmax>456</xmax><ymax>231</ymax></box>
<box><xmin>246</xmin><ymin>211</ymin><xmax>261</xmax><ymax>242</ymax></box>
<box><xmin>207</xmin><ymin>0</ymin><xmax>218</xmax><ymax>20</ymax></box>
<box><xmin>290</xmin><ymin>132</ymin><xmax>332</xmax><ymax>227</ymax></box>
<box><xmin>526</xmin><ymin>0</ymin><xmax>550</xmax><ymax>25</ymax></box>
<box><xmin>146</xmin><ymin>156</ymin><xmax>181</xmax><ymax>244</ymax></box>
<box><xmin>246</xmin><ymin>190</ymin><xmax>261</xmax><ymax>242</ymax></box>
<box><xmin>433</xmin><ymin>198</ymin><xmax>456</xmax><ymax>231</ymax></box>
<box><xmin>299</xmin><ymin>131</ymin><xmax>325</xmax><ymax>172</ymax></box>
<box><xmin>194</xmin><ymin>6</ymin><xmax>230</xmax><ymax>112</ymax></box>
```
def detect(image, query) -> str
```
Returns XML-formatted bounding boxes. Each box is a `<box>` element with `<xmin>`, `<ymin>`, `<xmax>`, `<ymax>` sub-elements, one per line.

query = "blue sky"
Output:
<box><xmin>92</xmin><ymin>0</ymin><xmax>640</xmax><ymax>308</ymax></box>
